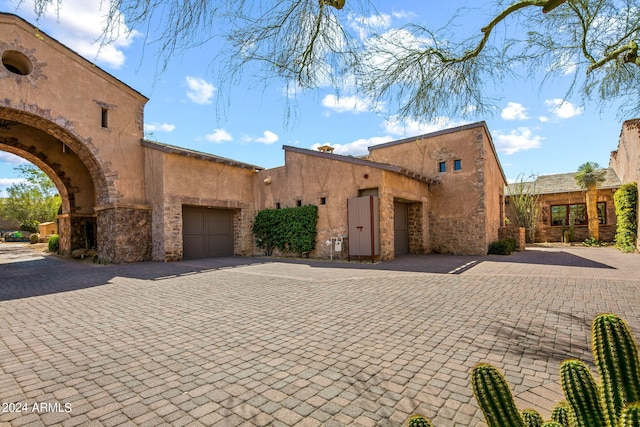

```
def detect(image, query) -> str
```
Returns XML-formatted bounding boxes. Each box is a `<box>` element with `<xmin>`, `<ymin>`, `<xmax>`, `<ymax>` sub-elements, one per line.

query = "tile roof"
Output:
<box><xmin>506</xmin><ymin>168</ymin><xmax>621</xmax><ymax>195</ymax></box>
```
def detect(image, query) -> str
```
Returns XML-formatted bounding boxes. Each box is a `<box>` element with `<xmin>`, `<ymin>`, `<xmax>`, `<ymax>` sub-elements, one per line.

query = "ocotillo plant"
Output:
<box><xmin>592</xmin><ymin>313</ymin><xmax>640</xmax><ymax>427</ymax></box>
<box><xmin>471</xmin><ymin>363</ymin><xmax>525</xmax><ymax>427</ymax></box>
<box><xmin>559</xmin><ymin>359</ymin><xmax>606</xmax><ymax>427</ymax></box>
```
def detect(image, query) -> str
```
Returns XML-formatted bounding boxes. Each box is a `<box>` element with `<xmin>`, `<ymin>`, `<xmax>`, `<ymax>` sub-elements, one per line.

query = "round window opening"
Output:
<box><xmin>2</xmin><ymin>50</ymin><xmax>33</xmax><ymax>76</ymax></box>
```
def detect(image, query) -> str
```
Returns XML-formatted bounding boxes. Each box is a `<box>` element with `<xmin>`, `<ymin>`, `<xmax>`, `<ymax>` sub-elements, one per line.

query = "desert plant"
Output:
<box><xmin>614</xmin><ymin>182</ymin><xmax>638</xmax><ymax>253</ymax></box>
<box><xmin>505</xmin><ymin>173</ymin><xmax>542</xmax><ymax>243</ymax></box>
<box><xmin>592</xmin><ymin>313</ymin><xmax>640</xmax><ymax>427</ymax></box>
<box><xmin>619</xmin><ymin>404</ymin><xmax>640</xmax><ymax>427</ymax></box>
<box><xmin>488</xmin><ymin>239</ymin><xmax>514</xmax><ymax>255</ymax></box>
<box><xmin>522</xmin><ymin>409</ymin><xmax>544</xmax><ymax>427</ymax></box>
<box><xmin>550</xmin><ymin>401</ymin><xmax>572</xmax><ymax>427</ymax></box>
<box><xmin>29</xmin><ymin>233</ymin><xmax>39</xmax><ymax>244</ymax></box>
<box><xmin>48</xmin><ymin>234</ymin><xmax>59</xmax><ymax>253</ymax></box>
<box><xmin>471</xmin><ymin>363</ymin><xmax>525</xmax><ymax>427</ymax></box>
<box><xmin>407</xmin><ymin>414</ymin><xmax>433</xmax><ymax>427</ymax></box>
<box><xmin>575</xmin><ymin>162</ymin><xmax>607</xmax><ymax>241</ymax></box>
<box><xmin>559</xmin><ymin>359</ymin><xmax>605</xmax><ymax>427</ymax></box>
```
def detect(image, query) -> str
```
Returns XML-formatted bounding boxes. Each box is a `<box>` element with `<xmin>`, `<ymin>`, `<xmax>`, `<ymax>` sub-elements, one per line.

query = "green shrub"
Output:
<box><xmin>29</xmin><ymin>233</ymin><xmax>39</xmax><ymax>244</ymax></box>
<box><xmin>20</xmin><ymin>219</ymin><xmax>40</xmax><ymax>233</ymax></box>
<box><xmin>48</xmin><ymin>234</ymin><xmax>60</xmax><ymax>253</ymax></box>
<box><xmin>614</xmin><ymin>182</ymin><xmax>638</xmax><ymax>252</ymax></box>
<box><xmin>488</xmin><ymin>239</ymin><xmax>514</xmax><ymax>255</ymax></box>
<box><xmin>583</xmin><ymin>237</ymin><xmax>606</xmax><ymax>247</ymax></box>
<box><xmin>253</xmin><ymin>205</ymin><xmax>318</xmax><ymax>256</ymax></box>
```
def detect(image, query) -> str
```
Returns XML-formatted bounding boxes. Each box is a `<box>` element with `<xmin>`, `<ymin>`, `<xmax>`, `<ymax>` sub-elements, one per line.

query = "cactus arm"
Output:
<box><xmin>592</xmin><ymin>314</ymin><xmax>640</xmax><ymax>427</ymax></box>
<box><xmin>560</xmin><ymin>359</ymin><xmax>606</xmax><ymax>427</ymax></box>
<box><xmin>471</xmin><ymin>363</ymin><xmax>526</xmax><ymax>427</ymax></box>
<box><xmin>618</xmin><ymin>403</ymin><xmax>640</xmax><ymax>427</ymax></box>
<box><xmin>522</xmin><ymin>409</ymin><xmax>544</xmax><ymax>427</ymax></box>
<box><xmin>550</xmin><ymin>400</ymin><xmax>575</xmax><ymax>427</ymax></box>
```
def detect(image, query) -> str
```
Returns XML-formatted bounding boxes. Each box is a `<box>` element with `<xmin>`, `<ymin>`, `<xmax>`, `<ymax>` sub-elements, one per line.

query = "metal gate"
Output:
<box><xmin>182</xmin><ymin>206</ymin><xmax>234</xmax><ymax>259</ymax></box>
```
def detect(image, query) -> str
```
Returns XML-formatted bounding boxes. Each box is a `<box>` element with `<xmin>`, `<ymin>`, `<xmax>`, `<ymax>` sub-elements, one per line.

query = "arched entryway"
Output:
<box><xmin>0</xmin><ymin>107</ymin><xmax>113</xmax><ymax>257</ymax></box>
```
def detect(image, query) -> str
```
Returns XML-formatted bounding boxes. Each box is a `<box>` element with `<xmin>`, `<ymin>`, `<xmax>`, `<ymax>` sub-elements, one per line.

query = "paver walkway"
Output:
<box><xmin>1</xmin><ymin>243</ymin><xmax>639</xmax><ymax>426</ymax></box>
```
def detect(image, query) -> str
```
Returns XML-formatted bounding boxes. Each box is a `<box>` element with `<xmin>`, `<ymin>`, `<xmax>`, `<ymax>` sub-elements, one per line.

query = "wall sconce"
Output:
<box><xmin>264</xmin><ymin>176</ymin><xmax>272</xmax><ymax>185</ymax></box>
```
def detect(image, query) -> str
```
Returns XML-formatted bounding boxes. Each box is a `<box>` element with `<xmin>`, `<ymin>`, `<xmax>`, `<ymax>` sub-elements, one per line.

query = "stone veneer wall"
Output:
<box><xmin>429</xmin><ymin>212</ymin><xmax>487</xmax><ymax>255</ymax></box>
<box><xmin>97</xmin><ymin>206</ymin><xmax>152</xmax><ymax>263</ymax></box>
<box><xmin>535</xmin><ymin>224</ymin><xmax>617</xmax><ymax>243</ymax></box>
<box><xmin>498</xmin><ymin>226</ymin><xmax>526</xmax><ymax>251</ymax></box>
<box><xmin>233</xmin><ymin>208</ymin><xmax>255</xmax><ymax>256</ymax></box>
<box><xmin>378</xmin><ymin>192</ymin><xmax>394</xmax><ymax>260</ymax></box>
<box><xmin>408</xmin><ymin>202</ymin><xmax>428</xmax><ymax>254</ymax></box>
<box><xmin>57</xmin><ymin>215</ymin><xmax>71</xmax><ymax>255</ymax></box>
<box><xmin>152</xmin><ymin>203</ymin><xmax>182</xmax><ymax>262</ymax></box>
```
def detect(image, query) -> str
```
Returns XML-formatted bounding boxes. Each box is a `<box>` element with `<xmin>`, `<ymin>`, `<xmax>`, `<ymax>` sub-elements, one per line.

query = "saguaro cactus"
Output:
<box><xmin>471</xmin><ymin>363</ymin><xmax>525</xmax><ymax>427</ymax></box>
<box><xmin>592</xmin><ymin>313</ymin><xmax>640</xmax><ymax>427</ymax></box>
<box><xmin>559</xmin><ymin>359</ymin><xmax>605</xmax><ymax>427</ymax></box>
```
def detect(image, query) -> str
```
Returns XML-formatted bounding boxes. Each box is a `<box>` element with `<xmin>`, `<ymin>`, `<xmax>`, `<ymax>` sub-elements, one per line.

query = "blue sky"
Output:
<box><xmin>0</xmin><ymin>0</ymin><xmax>627</xmax><ymax>196</ymax></box>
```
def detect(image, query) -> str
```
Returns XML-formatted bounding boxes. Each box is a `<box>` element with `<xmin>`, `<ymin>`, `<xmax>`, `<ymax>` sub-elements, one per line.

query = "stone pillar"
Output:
<box><xmin>378</xmin><ymin>192</ymin><xmax>394</xmax><ymax>261</ymax></box>
<box><xmin>56</xmin><ymin>214</ymin><xmax>71</xmax><ymax>255</ymax></box>
<box><xmin>498</xmin><ymin>226</ymin><xmax>526</xmax><ymax>251</ymax></box>
<box><xmin>96</xmin><ymin>205</ymin><xmax>152</xmax><ymax>263</ymax></box>
<box><xmin>151</xmin><ymin>203</ymin><xmax>182</xmax><ymax>262</ymax></box>
<box><xmin>234</xmin><ymin>208</ymin><xmax>255</xmax><ymax>256</ymax></box>
<box><xmin>408</xmin><ymin>202</ymin><xmax>429</xmax><ymax>254</ymax></box>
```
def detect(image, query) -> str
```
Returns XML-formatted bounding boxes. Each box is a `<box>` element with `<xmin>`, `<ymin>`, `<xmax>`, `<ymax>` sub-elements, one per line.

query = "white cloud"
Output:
<box><xmin>538</xmin><ymin>116</ymin><xmax>550</xmax><ymax>123</ymax></box>
<box><xmin>0</xmin><ymin>152</ymin><xmax>29</xmax><ymax>165</ymax></box>
<box><xmin>205</xmin><ymin>128</ymin><xmax>233</xmax><ymax>143</ymax></box>
<box><xmin>383</xmin><ymin>116</ymin><xmax>467</xmax><ymax>137</ymax></box>
<box><xmin>311</xmin><ymin>136</ymin><xmax>393</xmax><ymax>157</ymax></box>
<box><xmin>501</xmin><ymin>102</ymin><xmax>529</xmax><ymax>121</ymax></box>
<box><xmin>348</xmin><ymin>12</ymin><xmax>392</xmax><ymax>40</ymax></box>
<box><xmin>493</xmin><ymin>127</ymin><xmax>543</xmax><ymax>155</ymax></box>
<box><xmin>0</xmin><ymin>178</ymin><xmax>26</xmax><ymax>198</ymax></box>
<box><xmin>322</xmin><ymin>94</ymin><xmax>377</xmax><ymax>114</ymax></box>
<box><xmin>185</xmin><ymin>76</ymin><xmax>216</xmax><ymax>105</ymax></box>
<box><xmin>245</xmin><ymin>131</ymin><xmax>279</xmax><ymax>144</ymax></box>
<box><xmin>144</xmin><ymin>122</ymin><xmax>175</xmax><ymax>132</ymax></box>
<box><xmin>15</xmin><ymin>0</ymin><xmax>138</xmax><ymax>68</ymax></box>
<box><xmin>544</xmin><ymin>99</ymin><xmax>584</xmax><ymax>119</ymax></box>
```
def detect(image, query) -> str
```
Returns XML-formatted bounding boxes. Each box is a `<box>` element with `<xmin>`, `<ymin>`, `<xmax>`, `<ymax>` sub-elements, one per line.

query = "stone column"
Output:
<box><xmin>96</xmin><ymin>205</ymin><xmax>152</xmax><ymax>263</ymax></box>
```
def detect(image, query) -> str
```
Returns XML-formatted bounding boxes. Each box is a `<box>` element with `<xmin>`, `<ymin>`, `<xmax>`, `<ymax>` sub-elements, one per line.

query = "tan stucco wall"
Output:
<box><xmin>255</xmin><ymin>149</ymin><xmax>429</xmax><ymax>259</ymax></box>
<box><xmin>610</xmin><ymin>119</ymin><xmax>640</xmax><ymax>184</ymax></box>
<box><xmin>368</xmin><ymin>123</ymin><xmax>506</xmax><ymax>255</ymax></box>
<box><xmin>144</xmin><ymin>147</ymin><xmax>256</xmax><ymax>261</ymax></box>
<box><xmin>0</xmin><ymin>13</ymin><xmax>148</xmax><ymax>208</ymax></box>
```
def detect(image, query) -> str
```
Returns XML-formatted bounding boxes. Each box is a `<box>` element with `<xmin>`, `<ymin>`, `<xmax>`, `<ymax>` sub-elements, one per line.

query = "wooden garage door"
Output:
<box><xmin>183</xmin><ymin>206</ymin><xmax>234</xmax><ymax>259</ymax></box>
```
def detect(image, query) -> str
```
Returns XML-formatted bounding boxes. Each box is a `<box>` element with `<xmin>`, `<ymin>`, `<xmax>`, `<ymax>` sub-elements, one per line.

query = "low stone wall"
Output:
<box><xmin>498</xmin><ymin>226</ymin><xmax>526</xmax><ymax>251</ymax></box>
<box><xmin>536</xmin><ymin>224</ymin><xmax>617</xmax><ymax>243</ymax></box>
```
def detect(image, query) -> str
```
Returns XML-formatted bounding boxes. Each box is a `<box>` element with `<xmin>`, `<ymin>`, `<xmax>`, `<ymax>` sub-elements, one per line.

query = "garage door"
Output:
<box><xmin>183</xmin><ymin>206</ymin><xmax>234</xmax><ymax>259</ymax></box>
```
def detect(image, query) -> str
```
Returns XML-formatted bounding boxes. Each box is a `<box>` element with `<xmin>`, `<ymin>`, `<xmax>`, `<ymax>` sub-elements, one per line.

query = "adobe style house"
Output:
<box><xmin>506</xmin><ymin>169</ymin><xmax>621</xmax><ymax>243</ymax></box>
<box><xmin>610</xmin><ymin>118</ymin><xmax>640</xmax><ymax>249</ymax></box>
<box><xmin>1</xmin><ymin>13</ymin><xmax>507</xmax><ymax>262</ymax></box>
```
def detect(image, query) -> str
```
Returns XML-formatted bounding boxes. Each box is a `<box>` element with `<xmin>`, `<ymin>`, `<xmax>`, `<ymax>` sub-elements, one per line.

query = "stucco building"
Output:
<box><xmin>1</xmin><ymin>13</ymin><xmax>507</xmax><ymax>262</ymax></box>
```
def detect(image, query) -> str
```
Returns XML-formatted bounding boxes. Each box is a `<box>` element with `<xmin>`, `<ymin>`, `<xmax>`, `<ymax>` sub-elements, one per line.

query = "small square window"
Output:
<box><xmin>296</xmin><ymin>200</ymin><xmax>302</xmax><ymax>207</ymax></box>
<box><xmin>454</xmin><ymin>159</ymin><xmax>462</xmax><ymax>171</ymax></box>
<box><xmin>320</xmin><ymin>197</ymin><xmax>327</xmax><ymax>205</ymax></box>
<box><xmin>275</xmin><ymin>202</ymin><xmax>281</xmax><ymax>209</ymax></box>
<box><xmin>438</xmin><ymin>161</ymin><xmax>446</xmax><ymax>173</ymax></box>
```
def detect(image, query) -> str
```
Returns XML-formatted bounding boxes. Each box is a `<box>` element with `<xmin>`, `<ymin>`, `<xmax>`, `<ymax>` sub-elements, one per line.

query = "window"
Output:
<box><xmin>296</xmin><ymin>200</ymin><xmax>302</xmax><ymax>207</ymax></box>
<box><xmin>454</xmin><ymin>159</ymin><xmax>462</xmax><ymax>171</ymax></box>
<box><xmin>101</xmin><ymin>108</ymin><xmax>109</xmax><ymax>128</ymax></box>
<box><xmin>550</xmin><ymin>202</ymin><xmax>606</xmax><ymax>226</ymax></box>
<box><xmin>320</xmin><ymin>197</ymin><xmax>327</xmax><ymax>205</ymax></box>
<box><xmin>2</xmin><ymin>50</ymin><xmax>33</xmax><ymax>75</ymax></box>
<box><xmin>275</xmin><ymin>202</ymin><xmax>281</xmax><ymax>209</ymax></box>
<box><xmin>438</xmin><ymin>161</ymin><xmax>446</xmax><ymax>173</ymax></box>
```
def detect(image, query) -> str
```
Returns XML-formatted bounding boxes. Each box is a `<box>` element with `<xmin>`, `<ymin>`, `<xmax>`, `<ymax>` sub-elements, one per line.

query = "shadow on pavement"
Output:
<box><xmin>0</xmin><ymin>245</ymin><xmax>616</xmax><ymax>301</ymax></box>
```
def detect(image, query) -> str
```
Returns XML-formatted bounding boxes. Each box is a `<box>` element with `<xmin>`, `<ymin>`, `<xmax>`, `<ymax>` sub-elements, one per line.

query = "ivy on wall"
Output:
<box><xmin>614</xmin><ymin>182</ymin><xmax>638</xmax><ymax>252</ymax></box>
<box><xmin>253</xmin><ymin>205</ymin><xmax>318</xmax><ymax>256</ymax></box>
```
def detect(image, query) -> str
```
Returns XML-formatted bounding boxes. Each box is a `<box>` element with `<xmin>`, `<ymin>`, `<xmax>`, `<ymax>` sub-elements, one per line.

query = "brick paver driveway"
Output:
<box><xmin>1</xmin><ymin>243</ymin><xmax>639</xmax><ymax>426</ymax></box>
